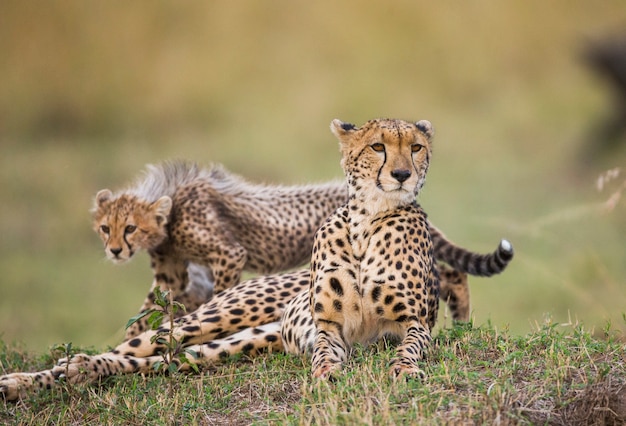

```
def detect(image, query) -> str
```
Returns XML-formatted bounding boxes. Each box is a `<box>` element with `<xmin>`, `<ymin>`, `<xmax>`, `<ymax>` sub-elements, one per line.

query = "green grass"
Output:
<box><xmin>2</xmin><ymin>320</ymin><xmax>625</xmax><ymax>424</ymax></box>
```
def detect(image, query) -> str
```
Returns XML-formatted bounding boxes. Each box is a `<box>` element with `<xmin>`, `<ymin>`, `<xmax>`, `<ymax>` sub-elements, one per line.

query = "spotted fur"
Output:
<box><xmin>0</xmin><ymin>120</ymin><xmax>515</xmax><ymax>400</ymax></box>
<box><xmin>301</xmin><ymin>118</ymin><xmax>439</xmax><ymax>378</ymax></box>
<box><xmin>0</xmin><ymin>259</ymin><xmax>506</xmax><ymax>401</ymax></box>
<box><xmin>92</xmin><ymin>161</ymin><xmax>512</xmax><ymax>340</ymax></box>
<box><xmin>92</xmin><ymin>162</ymin><xmax>347</xmax><ymax>339</ymax></box>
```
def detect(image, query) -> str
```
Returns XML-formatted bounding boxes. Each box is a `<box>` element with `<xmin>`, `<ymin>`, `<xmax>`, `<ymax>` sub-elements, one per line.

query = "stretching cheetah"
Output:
<box><xmin>93</xmin><ymin>161</ymin><xmax>511</xmax><ymax>339</ymax></box>
<box><xmin>0</xmin><ymin>258</ymin><xmax>509</xmax><ymax>401</ymax></box>
<box><xmin>0</xmin><ymin>118</ymin><xmax>514</xmax><ymax>400</ymax></box>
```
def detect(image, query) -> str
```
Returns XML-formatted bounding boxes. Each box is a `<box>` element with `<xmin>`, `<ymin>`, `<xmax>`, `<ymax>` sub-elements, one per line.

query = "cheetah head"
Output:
<box><xmin>91</xmin><ymin>190</ymin><xmax>172</xmax><ymax>263</ymax></box>
<box><xmin>330</xmin><ymin>118</ymin><xmax>433</xmax><ymax>209</ymax></box>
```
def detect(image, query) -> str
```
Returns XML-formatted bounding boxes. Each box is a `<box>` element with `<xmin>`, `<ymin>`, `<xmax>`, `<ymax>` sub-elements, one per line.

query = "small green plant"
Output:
<box><xmin>50</xmin><ymin>342</ymin><xmax>75</xmax><ymax>377</ymax></box>
<box><xmin>125</xmin><ymin>288</ymin><xmax>199</xmax><ymax>375</ymax></box>
<box><xmin>49</xmin><ymin>342</ymin><xmax>78</xmax><ymax>399</ymax></box>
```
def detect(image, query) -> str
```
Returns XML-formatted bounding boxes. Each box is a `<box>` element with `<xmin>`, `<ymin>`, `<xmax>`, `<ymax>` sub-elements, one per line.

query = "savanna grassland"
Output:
<box><xmin>1</xmin><ymin>1</ymin><xmax>625</xmax><ymax>424</ymax></box>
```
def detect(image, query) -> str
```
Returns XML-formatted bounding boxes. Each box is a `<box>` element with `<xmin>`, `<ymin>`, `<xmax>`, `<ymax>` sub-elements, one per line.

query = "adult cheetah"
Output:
<box><xmin>93</xmin><ymin>161</ymin><xmax>512</xmax><ymax>339</ymax></box>
<box><xmin>0</xmin><ymin>118</ymin><xmax>514</xmax><ymax>400</ymax></box>
<box><xmin>286</xmin><ymin>117</ymin><xmax>441</xmax><ymax>379</ymax></box>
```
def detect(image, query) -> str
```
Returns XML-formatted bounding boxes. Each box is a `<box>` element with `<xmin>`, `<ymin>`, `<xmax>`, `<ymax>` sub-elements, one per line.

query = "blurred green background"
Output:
<box><xmin>0</xmin><ymin>1</ymin><xmax>624</xmax><ymax>352</ymax></box>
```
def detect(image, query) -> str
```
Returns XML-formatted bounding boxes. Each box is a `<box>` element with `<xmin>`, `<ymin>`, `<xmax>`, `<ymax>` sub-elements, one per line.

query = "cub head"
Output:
<box><xmin>330</xmin><ymin>118</ymin><xmax>433</xmax><ymax>207</ymax></box>
<box><xmin>92</xmin><ymin>189</ymin><xmax>172</xmax><ymax>263</ymax></box>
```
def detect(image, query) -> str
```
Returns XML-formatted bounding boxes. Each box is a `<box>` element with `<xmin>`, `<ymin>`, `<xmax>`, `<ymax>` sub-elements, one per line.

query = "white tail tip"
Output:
<box><xmin>499</xmin><ymin>239</ymin><xmax>513</xmax><ymax>252</ymax></box>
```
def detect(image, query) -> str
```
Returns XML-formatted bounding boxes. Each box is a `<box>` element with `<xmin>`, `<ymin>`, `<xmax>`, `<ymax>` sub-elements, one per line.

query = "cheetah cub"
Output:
<box><xmin>92</xmin><ymin>162</ymin><xmax>345</xmax><ymax>338</ymax></box>
<box><xmin>308</xmin><ymin>118</ymin><xmax>440</xmax><ymax>379</ymax></box>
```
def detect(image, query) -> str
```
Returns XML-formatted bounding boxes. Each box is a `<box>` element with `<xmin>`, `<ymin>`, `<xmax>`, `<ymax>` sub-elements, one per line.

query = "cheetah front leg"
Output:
<box><xmin>126</xmin><ymin>240</ymin><xmax>247</xmax><ymax>341</ymax></box>
<box><xmin>281</xmin><ymin>291</ymin><xmax>316</xmax><ymax>355</ymax></box>
<box><xmin>124</xmin><ymin>249</ymin><xmax>243</xmax><ymax>341</ymax></box>
<box><xmin>308</xmin><ymin>271</ymin><xmax>353</xmax><ymax>378</ymax></box>
<box><xmin>53</xmin><ymin>322</ymin><xmax>285</xmax><ymax>383</ymax></box>
<box><xmin>178</xmin><ymin>321</ymin><xmax>285</xmax><ymax>368</ymax></box>
<box><xmin>178</xmin><ymin>222</ymin><xmax>248</xmax><ymax>295</ymax></box>
<box><xmin>389</xmin><ymin>319</ymin><xmax>432</xmax><ymax>379</ymax></box>
<box><xmin>202</xmin><ymin>242</ymin><xmax>247</xmax><ymax>294</ymax></box>
<box><xmin>2</xmin><ymin>321</ymin><xmax>286</xmax><ymax>400</ymax></box>
<box><xmin>184</xmin><ymin>262</ymin><xmax>215</xmax><ymax>304</ymax></box>
<box><xmin>0</xmin><ymin>356</ymin><xmax>137</xmax><ymax>402</ymax></box>
<box><xmin>124</xmin><ymin>253</ymin><xmax>192</xmax><ymax>340</ymax></box>
<box><xmin>54</xmin><ymin>352</ymin><xmax>159</xmax><ymax>384</ymax></box>
<box><xmin>1</xmin><ymin>271</ymin><xmax>310</xmax><ymax>401</ymax></box>
<box><xmin>310</xmin><ymin>323</ymin><xmax>349</xmax><ymax>379</ymax></box>
<box><xmin>0</xmin><ymin>371</ymin><xmax>58</xmax><ymax>401</ymax></box>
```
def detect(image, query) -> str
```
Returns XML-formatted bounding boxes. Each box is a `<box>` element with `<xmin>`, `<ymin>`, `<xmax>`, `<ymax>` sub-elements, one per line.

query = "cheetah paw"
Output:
<box><xmin>55</xmin><ymin>353</ymin><xmax>99</xmax><ymax>383</ymax></box>
<box><xmin>312</xmin><ymin>362</ymin><xmax>341</xmax><ymax>380</ymax></box>
<box><xmin>0</xmin><ymin>373</ymin><xmax>36</xmax><ymax>401</ymax></box>
<box><xmin>389</xmin><ymin>362</ymin><xmax>425</xmax><ymax>380</ymax></box>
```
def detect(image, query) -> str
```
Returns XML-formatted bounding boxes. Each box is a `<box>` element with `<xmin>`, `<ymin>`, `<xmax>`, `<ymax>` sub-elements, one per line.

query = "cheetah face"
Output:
<box><xmin>330</xmin><ymin>118</ymin><xmax>433</xmax><ymax>207</ymax></box>
<box><xmin>91</xmin><ymin>190</ymin><xmax>172</xmax><ymax>263</ymax></box>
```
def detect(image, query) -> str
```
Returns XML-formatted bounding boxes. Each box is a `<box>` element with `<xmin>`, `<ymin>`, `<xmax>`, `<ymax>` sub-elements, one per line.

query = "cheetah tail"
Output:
<box><xmin>429</xmin><ymin>224</ymin><xmax>514</xmax><ymax>277</ymax></box>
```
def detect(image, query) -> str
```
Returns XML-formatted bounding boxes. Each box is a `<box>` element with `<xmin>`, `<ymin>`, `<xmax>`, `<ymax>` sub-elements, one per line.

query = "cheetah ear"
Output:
<box><xmin>415</xmin><ymin>120</ymin><xmax>434</xmax><ymax>140</ymax></box>
<box><xmin>95</xmin><ymin>189</ymin><xmax>113</xmax><ymax>207</ymax></box>
<box><xmin>330</xmin><ymin>119</ymin><xmax>357</xmax><ymax>140</ymax></box>
<box><xmin>151</xmin><ymin>196</ymin><xmax>172</xmax><ymax>226</ymax></box>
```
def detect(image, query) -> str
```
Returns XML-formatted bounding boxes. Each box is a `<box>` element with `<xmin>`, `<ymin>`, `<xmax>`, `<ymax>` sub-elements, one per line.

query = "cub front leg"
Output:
<box><xmin>175</xmin><ymin>219</ymin><xmax>248</xmax><ymax>295</ymax></box>
<box><xmin>204</xmin><ymin>242</ymin><xmax>247</xmax><ymax>294</ymax></box>
<box><xmin>124</xmin><ymin>252</ymin><xmax>191</xmax><ymax>340</ymax></box>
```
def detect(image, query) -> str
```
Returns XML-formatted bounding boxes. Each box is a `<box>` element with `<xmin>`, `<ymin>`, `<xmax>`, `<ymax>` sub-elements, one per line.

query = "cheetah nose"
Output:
<box><xmin>110</xmin><ymin>247</ymin><xmax>123</xmax><ymax>257</ymax></box>
<box><xmin>391</xmin><ymin>169</ymin><xmax>411</xmax><ymax>183</ymax></box>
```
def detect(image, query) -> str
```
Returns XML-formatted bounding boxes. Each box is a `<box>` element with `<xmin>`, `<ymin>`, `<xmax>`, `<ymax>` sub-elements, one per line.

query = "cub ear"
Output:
<box><xmin>95</xmin><ymin>189</ymin><xmax>113</xmax><ymax>207</ymax></box>
<box><xmin>151</xmin><ymin>196</ymin><xmax>172</xmax><ymax>226</ymax></box>
<box><xmin>415</xmin><ymin>120</ymin><xmax>434</xmax><ymax>140</ymax></box>
<box><xmin>330</xmin><ymin>119</ymin><xmax>357</xmax><ymax>140</ymax></box>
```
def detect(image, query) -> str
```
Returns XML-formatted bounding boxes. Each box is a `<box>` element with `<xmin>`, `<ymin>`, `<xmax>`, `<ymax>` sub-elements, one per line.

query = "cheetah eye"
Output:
<box><xmin>100</xmin><ymin>225</ymin><xmax>110</xmax><ymax>234</ymax></box>
<box><xmin>370</xmin><ymin>143</ymin><xmax>385</xmax><ymax>152</ymax></box>
<box><xmin>411</xmin><ymin>144</ymin><xmax>423</xmax><ymax>153</ymax></box>
<box><xmin>125</xmin><ymin>225</ymin><xmax>137</xmax><ymax>234</ymax></box>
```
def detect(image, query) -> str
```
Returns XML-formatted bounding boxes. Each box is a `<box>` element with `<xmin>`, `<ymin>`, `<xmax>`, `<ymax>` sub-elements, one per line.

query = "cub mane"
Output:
<box><xmin>125</xmin><ymin>160</ymin><xmax>214</xmax><ymax>203</ymax></box>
